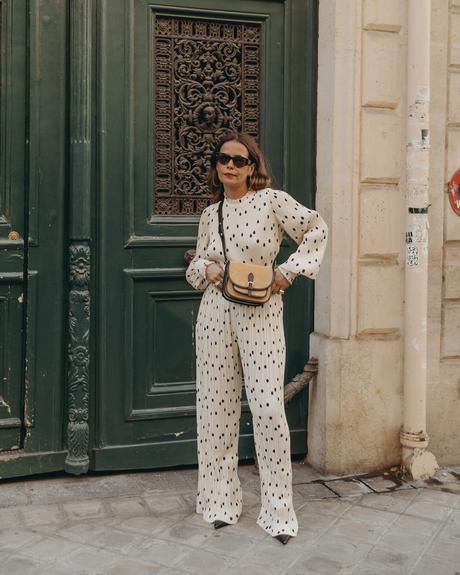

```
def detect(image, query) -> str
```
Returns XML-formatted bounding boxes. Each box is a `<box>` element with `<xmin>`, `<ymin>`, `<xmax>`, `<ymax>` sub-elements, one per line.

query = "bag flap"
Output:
<box><xmin>227</xmin><ymin>261</ymin><xmax>274</xmax><ymax>290</ymax></box>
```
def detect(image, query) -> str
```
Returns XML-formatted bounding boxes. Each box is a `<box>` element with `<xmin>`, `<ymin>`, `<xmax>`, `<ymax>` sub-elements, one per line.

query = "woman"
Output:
<box><xmin>186</xmin><ymin>132</ymin><xmax>328</xmax><ymax>545</ymax></box>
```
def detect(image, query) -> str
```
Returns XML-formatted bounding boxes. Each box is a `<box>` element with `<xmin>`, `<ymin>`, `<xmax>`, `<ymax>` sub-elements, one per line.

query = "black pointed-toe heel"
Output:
<box><xmin>214</xmin><ymin>520</ymin><xmax>230</xmax><ymax>529</ymax></box>
<box><xmin>274</xmin><ymin>534</ymin><xmax>291</xmax><ymax>545</ymax></box>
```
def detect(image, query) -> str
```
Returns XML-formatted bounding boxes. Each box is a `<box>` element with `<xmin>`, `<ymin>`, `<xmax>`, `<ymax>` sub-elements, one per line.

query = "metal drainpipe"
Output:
<box><xmin>400</xmin><ymin>0</ymin><xmax>439</xmax><ymax>480</ymax></box>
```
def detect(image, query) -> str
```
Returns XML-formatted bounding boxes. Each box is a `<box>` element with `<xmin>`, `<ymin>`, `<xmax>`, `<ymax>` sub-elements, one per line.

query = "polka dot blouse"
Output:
<box><xmin>186</xmin><ymin>188</ymin><xmax>328</xmax><ymax>290</ymax></box>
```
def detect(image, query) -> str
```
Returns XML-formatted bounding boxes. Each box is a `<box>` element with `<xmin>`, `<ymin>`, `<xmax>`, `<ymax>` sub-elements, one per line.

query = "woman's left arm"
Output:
<box><xmin>270</xmin><ymin>189</ymin><xmax>328</xmax><ymax>285</ymax></box>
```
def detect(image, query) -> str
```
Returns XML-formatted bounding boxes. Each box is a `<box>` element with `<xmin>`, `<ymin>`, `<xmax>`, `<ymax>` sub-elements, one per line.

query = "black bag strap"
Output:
<box><xmin>217</xmin><ymin>200</ymin><xmax>228</xmax><ymax>264</ymax></box>
<box><xmin>218</xmin><ymin>198</ymin><xmax>276</xmax><ymax>270</ymax></box>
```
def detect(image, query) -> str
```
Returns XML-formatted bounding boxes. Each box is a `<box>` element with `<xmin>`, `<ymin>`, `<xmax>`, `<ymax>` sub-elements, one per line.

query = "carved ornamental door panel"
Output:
<box><xmin>94</xmin><ymin>0</ymin><xmax>316</xmax><ymax>470</ymax></box>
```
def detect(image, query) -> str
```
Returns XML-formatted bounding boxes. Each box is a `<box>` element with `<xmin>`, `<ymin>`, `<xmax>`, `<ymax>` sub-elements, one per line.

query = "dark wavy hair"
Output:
<box><xmin>208</xmin><ymin>132</ymin><xmax>272</xmax><ymax>203</ymax></box>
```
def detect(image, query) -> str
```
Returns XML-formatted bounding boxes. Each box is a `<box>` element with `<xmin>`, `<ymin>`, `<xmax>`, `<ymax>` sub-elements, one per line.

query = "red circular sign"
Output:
<box><xmin>449</xmin><ymin>168</ymin><xmax>460</xmax><ymax>217</ymax></box>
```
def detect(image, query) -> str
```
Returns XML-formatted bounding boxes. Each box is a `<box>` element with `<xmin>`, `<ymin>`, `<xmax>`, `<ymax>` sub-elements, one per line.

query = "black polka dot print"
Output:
<box><xmin>186</xmin><ymin>188</ymin><xmax>328</xmax><ymax>538</ymax></box>
<box><xmin>185</xmin><ymin>188</ymin><xmax>328</xmax><ymax>291</ymax></box>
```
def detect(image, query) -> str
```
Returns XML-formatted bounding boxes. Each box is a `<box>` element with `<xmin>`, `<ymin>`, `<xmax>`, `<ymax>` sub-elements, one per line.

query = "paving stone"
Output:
<box><xmin>59</xmin><ymin>546</ymin><xmax>121</xmax><ymax>574</ymax></box>
<box><xmin>0</xmin><ymin>505</ymin><xmax>24</xmax><ymax>529</ymax></box>
<box><xmin>411</xmin><ymin>554</ymin><xmax>460</xmax><ymax>575</ymax></box>
<box><xmin>230</xmin><ymin>514</ymin><xmax>271</xmax><ymax>541</ymax></box>
<box><xmin>201</xmin><ymin>530</ymin><xmax>257</xmax><ymax>557</ymax></box>
<box><xmin>360</xmin><ymin>475</ymin><xmax>414</xmax><ymax>493</ymax></box>
<box><xmin>220</xmin><ymin>560</ymin><xmax>282</xmax><ymax>575</ymax></box>
<box><xmin>0</xmin><ymin>483</ymin><xmax>29</xmax><ymax>508</ymax></box>
<box><xmin>125</xmin><ymin>538</ymin><xmax>191</xmax><ymax>568</ymax></box>
<box><xmin>21</xmin><ymin>504</ymin><xmax>64</xmax><ymax>527</ymax></box>
<box><xmin>236</xmin><ymin>465</ymin><xmax>262</xmax><ymax>493</ymax></box>
<box><xmin>435</xmin><ymin>520</ymin><xmax>460</xmax><ymax>545</ymax></box>
<box><xmin>19</xmin><ymin>535</ymin><xmax>81</xmax><ymax>562</ymax></box>
<box><xmin>237</xmin><ymin>534</ymin><xmax>306</xmax><ymax>571</ymax></box>
<box><xmin>55</xmin><ymin>521</ymin><xmax>110</xmax><ymax>543</ymax></box>
<box><xmin>143</xmin><ymin>493</ymin><xmax>192</xmax><ymax>515</ymax></box>
<box><xmin>427</xmin><ymin>538</ymin><xmax>460</xmax><ymax>565</ymax></box>
<box><xmin>448</xmin><ymin>508</ymin><xmax>460</xmax><ymax>524</ymax></box>
<box><xmin>1</xmin><ymin>555</ymin><xmax>49</xmax><ymax>575</ymax></box>
<box><xmin>393</xmin><ymin>513</ymin><xmax>444</xmax><ymax>537</ymax></box>
<box><xmin>357</xmin><ymin>489</ymin><xmax>417</xmax><ymax>514</ymax></box>
<box><xmin>293</xmin><ymin>509</ymin><xmax>338</xmax><ymax>537</ymax></box>
<box><xmin>0</xmin><ymin>529</ymin><xmax>43</xmax><ymax>551</ymax></box>
<box><xmin>327</xmin><ymin>516</ymin><xmax>386</xmax><ymax>545</ymax></box>
<box><xmin>110</xmin><ymin>514</ymin><xmax>180</xmax><ymax>536</ymax></box>
<box><xmin>339</xmin><ymin>503</ymin><xmax>396</xmax><ymax>527</ymax></box>
<box><xmin>352</xmin><ymin>561</ymin><xmax>405</xmax><ymax>575</ymax></box>
<box><xmin>292</xmin><ymin>461</ymin><xmax>328</xmax><ymax>484</ymax></box>
<box><xmin>140</xmin><ymin>470</ymin><xmax>194</xmax><ymax>494</ymax></box>
<box><xmin>292</xmin><ymin>489</ymin><xmax>309</xmax><ymax>510</ymax></box>
<box><xmin>64</xmin><ymin>499</ymin><xmax>107</xmax><ymax>521</ymax></box>
<box><xmin>365</xmin><ymin>544</ymin><xmax>420</xmax><ymax>571</ymax></box>
<box><xmin>32</xmin><ymin>565</ymin><xmax>79</xmax><ymax>575</ymax></box>
<box><xmin>446</xmin><ymin>483</ymin><xmax>460</xmax><ymax>496</ymax></box>
<box><xmin>287</xmin><ymin>554</ymin><xmax>347</xmax><ymax>575</ymax></box>
<box><xmin>436</xmin><ymin>470</ymin><xmax>460</xmax><ymax>483</ymax></box>
<box><xmin>173</xmin><ymin>547</ymin><xmax>238</xmax><ymax>575</ymax></box>
<box><xmin>324</xmin><ymin>479</ymin><xmax>373</xmax><ymax>497</ymax></box>
<box><xmin>0</xmin><ymin>548</ymin><xmax>12</xmax><ymax>561</ymax></box>
<box><xmin>29</xmin><ymin>523</ymin><xmax>63</xmax><ymax>537</ymax></box>
<box><xmin>180</xmin><ymin>493</ymin><xmax>198</xmax><ymax>512</ymax></box>
<box><xmin>242</xmin><ymin>504</ymin><xmax>261</xmax><ymax>520</ymax></box>
<box><xmin>157</xmin><ymin>520</ymin><xmax>212</xmax><ymax>548</ymax></box>
<box><xmin>107</xmin><ymin>496</ymin><xmax>149</xmax><ymax>518</ymax></box>
<box><xmin>21</xmin><ymin>475</ymin><xmax>143</xmax><ymax>506</ymax></box>
<box><xmin>180</xmin><ymin>507</ymin><xmax>215</xmax><ymax>526</ymax></box>
<box><xmin>403</xmin><ymin>499</ymin><xmax>453</xmax><ymax>522</ymax></box>
<box><xmin>296</xmin><ymin>497</ymin><xmax>354</xmax><ymax>519</ymax></box>
<box><xmin>414</xmin><ymin>488</ymin><xmax>460</xmax><ymax>508</ymax></box>
<box><xmin>293</xmin><ymin>482</ymin><xmax>337</xmax><ymax>500</ymax></box>
<box><xmin>242</xmin><ymin>489</ymin><xmax>260</xmax><ymax>506</ymax></box>
<box><xmin>101</xmin><ymin>557</ymin><xmax>164</xmax><ymax>574</ymax></box>
<box><xmin>378</xmin><ymin>527</ymin><xmax>435</xmax><ymax>557</ymax></box>
<box><xmin>288</xmin><ymin>534</ymin><xmax>373</xmax><ymax>575</ymax></box>
<box><xmin>422</xmin><ymin>483</ymin><xmax>460</xmax><ymax>496</ymax></box>
<box><xmin>82</xmin><ymin>526</ymin><xmax>147</xmax><ymax>553</ymax></box>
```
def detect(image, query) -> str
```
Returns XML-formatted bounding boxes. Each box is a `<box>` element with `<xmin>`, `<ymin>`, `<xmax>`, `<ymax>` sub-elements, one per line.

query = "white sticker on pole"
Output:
<box><xmin>406</xmin><ymin>245</ymin><xmax>419</xmax><ymax>267</ymax></box>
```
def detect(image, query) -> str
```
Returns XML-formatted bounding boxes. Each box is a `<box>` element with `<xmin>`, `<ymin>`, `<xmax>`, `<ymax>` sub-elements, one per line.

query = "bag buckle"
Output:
<box><xmin>247</xmin><ymin>272</ymin><xmax>254</xmax><ymax>295</ymax></box>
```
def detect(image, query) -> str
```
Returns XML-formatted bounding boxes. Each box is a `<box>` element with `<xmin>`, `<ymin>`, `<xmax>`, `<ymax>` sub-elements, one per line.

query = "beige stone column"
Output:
<box><xmin>309</xmin><ymin>0</ymin><xmax>406</xmax><ymax>474</ymax></box>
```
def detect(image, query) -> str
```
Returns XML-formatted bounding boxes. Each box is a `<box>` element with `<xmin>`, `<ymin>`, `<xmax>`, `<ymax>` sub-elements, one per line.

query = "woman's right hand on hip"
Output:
<box><xmin>206</xmin><ymin>263</ymin><xmax>224</xmax><ymax>289</ymax></box>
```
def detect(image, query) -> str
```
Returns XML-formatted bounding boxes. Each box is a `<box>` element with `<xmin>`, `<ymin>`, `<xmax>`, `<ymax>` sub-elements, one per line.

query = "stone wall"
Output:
<box><xmin>309</xmin><ymin>0</ymin><xmax>407</xmax><ymax>474</ymax></box>
<box><xmin>309</xmin><ymin>0</ymin><xmax>460</xmax><ymax>474</ymax></box>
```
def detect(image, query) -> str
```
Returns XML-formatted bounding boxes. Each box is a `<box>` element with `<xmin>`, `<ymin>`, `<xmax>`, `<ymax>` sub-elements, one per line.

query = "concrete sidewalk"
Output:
<box><xmin>0</xmin><ymin>461</ymin><xmax>459</xmax><ymax>575</ymax></box>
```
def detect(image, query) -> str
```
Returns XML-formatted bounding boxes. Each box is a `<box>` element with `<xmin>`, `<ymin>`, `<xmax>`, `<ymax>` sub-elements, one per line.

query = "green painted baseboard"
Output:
<box><xmin>91</xmin><ymin>430</ymin><xmax>307</xmax><ymax>472</ymax></box>
<box><xmin>0</xmin><ymin>451</ymin><xmax>67</xmax><ymax>481</ymax></box>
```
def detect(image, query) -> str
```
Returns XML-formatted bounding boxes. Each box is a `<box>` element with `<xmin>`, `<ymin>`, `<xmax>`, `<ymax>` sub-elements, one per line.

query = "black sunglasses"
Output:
<box><xmin>216</xmin><ymin>153</ymin><xmax>253</xmax><ymax>169</ymax></box>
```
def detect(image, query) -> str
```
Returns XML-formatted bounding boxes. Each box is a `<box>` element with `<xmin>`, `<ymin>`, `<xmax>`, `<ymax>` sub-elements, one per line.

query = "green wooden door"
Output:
<box><xmin>94</xmin><ymin>0</ymin><xmax>317</xmax><ymax>470</ymax></box>
<box><xmin>0</xmin><ymin>0</ymin><xmax>68</xmax><ymax>479</ymax></box>
<box><xmin>0</xmin><ymin>0</ymin><xmax>27</xmax><ymax>452</ymax></box>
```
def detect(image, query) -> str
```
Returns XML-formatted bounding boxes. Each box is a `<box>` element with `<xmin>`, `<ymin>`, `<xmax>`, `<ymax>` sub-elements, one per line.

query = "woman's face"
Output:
<box><xmin>216</xmin><ymin>140</ymin><xmax>255</xmax><ymax>190</ymax></box>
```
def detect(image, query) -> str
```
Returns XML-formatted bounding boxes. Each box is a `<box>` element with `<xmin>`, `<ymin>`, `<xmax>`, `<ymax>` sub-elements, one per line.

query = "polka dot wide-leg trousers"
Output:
<box><xmin>195</xmin><ymin>284</ymin><xmax>299</xmax><ymax>537</ymax></box>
